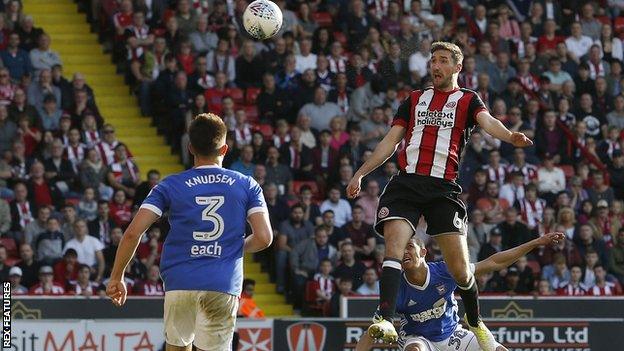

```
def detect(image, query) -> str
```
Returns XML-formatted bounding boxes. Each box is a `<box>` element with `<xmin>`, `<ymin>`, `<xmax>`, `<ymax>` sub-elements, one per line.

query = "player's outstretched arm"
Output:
<box><xmin>355</xmin><ymin>331</ymin><xmax>375</xmax><ymax>351</ymax></box>
<box><xmin>475</xmin><ymin>111</ymin><xmax>533</xmax><ymax>147</ymax></box>
<box><xmin>107</xmin><ymin>208</ymin><xmax>159</xmax><ymax>306</ymax></box>
<box><xmin>474</xmin><ymin>232</ymin><xmax>564</xmax><ymax>276</ymax></box>
<box><xmin>244</xmin><ymin>211</ymin><xmax>273</xmax><ymax>253</ymax></box>
<box><xmin>347</xmin><ymin>125</ymin><xmax>405</xmax><ymax>198</ymax></box>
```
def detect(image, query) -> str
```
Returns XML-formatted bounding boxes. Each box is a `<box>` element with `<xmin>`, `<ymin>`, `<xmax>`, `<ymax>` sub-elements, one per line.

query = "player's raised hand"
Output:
<box><xmin>536</xmin><ymin>232</ymin><xmax>565</xmax><ymax>247</ymax></box>
<box><xmin>347</xmin><ymin>175</ymin><xmax>363</xmax><ymax>199</ymax></box>
<box><xmin>510</xmin><ymin>132</ymin><xmax>533</xmax><ymax>147</ymax></box>
<box><xmin>106</xmin><ymin>280</ymin><xmax>128</xmax><ymax>307</ymax></box>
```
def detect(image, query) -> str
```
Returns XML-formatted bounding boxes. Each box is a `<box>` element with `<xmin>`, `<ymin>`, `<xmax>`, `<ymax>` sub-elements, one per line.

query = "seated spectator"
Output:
<box><xmin>189</xmin><ymin>15</ymin><xmax>217</xmax><ymax>55</ymax></box>
<box><xmin>63</xmin><ymin>219</ymin><xmax>104</xmax><ymax>281</ymax></box>
<box><xmin>35</xmin><ymin>217</ymin><xmax>64</xmax><ymax>265</ymax></box>
<box><xmin>466</xmin><ymin>169</ymin><xmax>488</xmax><ymax>209</ymax></box>
<box><xmin>133</xmin><ymin>169</ymin><xmax>160</xmax><ymax>209</ymax></box>
<box><xmin>290</xmin><ymin>226</ymin><xmax>337</xmax><ymax>308</ymax></box>
<box><xmin>582</xmin><ymin>249</ymin><xmax>600</xmax><ymax>287</ymax></box>
<box><xmin>542</xmin><ymin>253</ymin><xmax>571</xmax><ymax>290</ymax></box>
<box><xmin>103</xmin><ymin>227</ymin><xmax>123</xmax><ymax>276</ymax></box>
<box><xmin>8</xmin><ymin>267</ymin><xmax>28</xmax><ymax>294</ymax></box>
<box><xmin>65</xmin><ymin>128</ymin><xmax>87</xmax><ymax>173</ymax></box>
<box><xmin>333</xmin><ymin>242</ymin><xmax>367</xmax><ymax>289</ymax></box>
<box><xmin>299</xmin><ymin>87</ymin><xmax>342</xmax><ymax>131</ymax></box>
<box><xmin>206</xmin><ymin>39</ymin><xmax>235</xmax><ymax>85</ymax></box>
<box><xmin>238</xmin><ymin>278</ymin><xmax>265</xmax><ymax>318</ymax></box>
<box><xmin>80</xmin><ymin>148</ymin><xmax>112</xmax><ymax>201</ymax></box>
<box><xmin>275</xmin><ymin>204</ymin><xmax>315</xmax><ymax>293</ymax></box>
<box><xmin>137</xmin><ymin>226</ymin><xmax>163</xmax><ymax>268</ymax></box>
<box><xmin>320</xmin><ymin>186</ymin><xmax>352</xmax><ymax>227</ymax></box>
<box><xmin>467</xmin><ymin>209</ymin><xmax>495</xmax><ymax>262</ymax></box>
<box><xmin>341</xmin><ymin>205</ymin><xmax>375</xmax><ymax>259</ymax></box>
<box><xmin>60</xmin><ymin>204</ymin><xmax>77</xmax><ymax>241</ymax></box>
<box><xmin>476</xmin><ymin>181</ymin><xmax>510</xmax><ymax>224</ymax></box>
<box><xmin>587</xmin><ymin>171</ymin><xmax>615</xmax><ymax>207</ymax></box>
<box><xmin>265</xmin><ymin>146</ymin><xmax>293</xmax><ymax>196</ymax></box>
<box><xmin>10</xmin><ymin>181</ymin><xmax>35</xmax><ymax>233</ymax></box>
<box><xmin>8</xmin><ymin>88</ymin><xmax>38</xmax><ymax>129</ymax></box>
<box><xmin>263</xmin><ymin>182</ymin><xmax>289</xmax><ymax>227</ymax></box>
<box><xmin>537</xmin><ymin>153</ymin><xmax>566</xmax><ymax>204</ymax></box>
<box><xmin>360</xmin><ymin>107</ymin><xmax>389</xmax><ymax>150</ymax></box>
<box><xmin>499</xmin><ymin>171</ymin><xmax>525</xmax><ymax>207</ymax></box>
<box><xmin>312</xmin><ymin>129</ymin><xmax>337</xmax><ymax>181</ymax></box>
<box><xmin>22</xmin><ymin>205</ymin><xmax>49</xmax><ymax>246</ymax></box>
<box><xmin>29</xmin><ymin>265</ymin><xmax>65</xmax><ymax>295</ymax></box>
<box><xmin>280</xmin><ymin>126</ymin><xmax>314</xmax><ymax>181</ymax></box>
<box><xmin>298</xmin><ymin>185</ymin><xmax>321</xmax><ymax>226</ymax></box>
<box><xmin>518</xmin><ymin>184</ymin><xmax>547</xmax><ymax>231</ymax></box>
<box><xmin>29</xmin><ymin>32</ymin><xmax>61</xmax><ymax>72</ymax></box>
<box><xmin>312</xmin><ymin>259</ymin><xmax>335</xmax><ymax>305</ymax></box>
<box><xmin>514</xmin><ymin>256</ymin><xmax>535</xmax><ymax>293</ymax></box>
<box><xmin>107</xmin><ymin>143</ymin><xmax>140</xmax><ymax>197</ymax></box>
<box><xmin>540</xmin><ymin>234</ymin><xmax>583</xmax><ymax>268</ymax></box>
<box><xmin>134</xmin><ymin>265</ymin><xmax>164</xmax><ymax>296</ymax></box>
<box><xmin>0</xmin><ymin>33</ymin><xmax>32</xmax><ymax>81</ymax></box>
<box><xmin>67</xmin><ymin>264</ymin><xmax>99</xmax><ymax>296</ymax></box>
<box><xmin>483</xmin><ymin>150</ymin><xmax>507</xmax><ymax>187</ymax></box>
<box><xmin>500</xmin><ymin>267</ymin><xmax>524</xmax><ymax>295</ymax></box>
<box><xmin>609</xmin><ymin>228</ymin><xmax>624</xmax><ymax>284</ymax></box>
<box><xmin>96</xmin><ymin>124</ymin><xmax>129</xmax><ymax>166</ymax></box>
<box><xmin>537</xmin><ymin>279</ymin><xmax>555</xmax><ymax>296</ymax></box>
<box><xmin>356</xmin><ymin>267</ymin><xmax>379</xmax><ymax>295</ymax></box>
<box><xmin>355</xmin><ymin>179</ymin><xmax>380</xmax><ymax>226</ymax></box>
<box><xmin>69</xmin><ymin>88</ymin><xmax>103</xmax><ymax>132</ymax></box>
<box><xmin>28</xmin><ymin>161</ymin><xmax>63</xmax><ymax>209</ymax></box>
<box><xmin>557</xmin><ymin>265</ymin><xmax>588</xmax><ymax>296</ymax></box>
<box><xmin>590</xmin><ymin>264</ymin><xmax>622</xmax><ymax>296</ymax></box>
<box><xmin>478</xmin><ymin>227</ymin><xmax>503</xmax><ymax>261</ymax></box>
<box><xmin>328</xmin><ymin>276</ymin><xmax>357</xmax><ymax>317</ymax></box>
<box><xmin>0</xmin><ymin>105</ymin><xmax>17</xmax><ymax>153</ymax></box>
<box><xmin>0</xmin><ymin>67</ymin><xmax>16</xmax><ymax>106</ymax></box>
<box><xmin>53</xmin><ymin>248</ymin><xmax>79</xmax><ymax>287</ymax></box>
<box><xmin>44</xmin><ymin>139</ymin><xmax>77</xmax><ymax>196</ymax></box>
<box><xmin>109</xmin><ymin>190</ymin><xmax>132</xmax><ymax>228</ymax></box>
<box><xmin>27</xmin><ymin>69</ymin><xmax>61</xmax><ymax>114</ymax></box>
<box><xmin>328</xmin><ymin>116</ymin><xmax>349</xmax><ymax>152</ymax></box>
<box><xmin>81</xmin><ymin>114</ymin><xmax>101</xmax><ymax>147</ymax></box>
<box><xmin>575</xmin><ymin>223</ymin><xmax>609</xmax><ymax>265</ymax></box>
<box><xmin>13</xmin><ymin>246</ymin><xmax>36</xmax><ymax>290</ymax></box>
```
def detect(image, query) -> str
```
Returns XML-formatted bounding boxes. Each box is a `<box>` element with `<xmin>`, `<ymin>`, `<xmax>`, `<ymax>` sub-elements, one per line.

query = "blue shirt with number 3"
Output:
<box><xmin>140</xmin><ymin>165</ymin><xmax>267</xmax><ymax>295</ymax></box>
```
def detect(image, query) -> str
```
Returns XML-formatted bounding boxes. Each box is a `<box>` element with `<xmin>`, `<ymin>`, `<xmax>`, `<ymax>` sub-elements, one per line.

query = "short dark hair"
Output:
<box><xmin>189</xmin><ymin>113</ymin><xmax>227</xmax><ymax>157</ymax></box>
<box><xmin>243</xmin><ymin>278</ymin><xmax>256</xmax><ymax>288</ymax></box>
<box><xmin>430</xmin><ymin>41</ymin><xmax>464</xmax><ymax>65</ymax></box>
<box><xmin>77</xmin><ymin>264</ymin><xmax>91</xmax><ymax>271</ymax></box>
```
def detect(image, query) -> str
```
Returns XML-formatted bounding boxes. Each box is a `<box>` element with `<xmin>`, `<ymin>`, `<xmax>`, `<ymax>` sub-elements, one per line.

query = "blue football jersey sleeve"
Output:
<box><xmin>246</xmin><ymin>177</ymin><xmax>267</xmax><ymax>216</ymax></box>
<box><xmin>140</xmin><ymin>182</ymin><xmax>171</xmax><ymax>217</ymax></box>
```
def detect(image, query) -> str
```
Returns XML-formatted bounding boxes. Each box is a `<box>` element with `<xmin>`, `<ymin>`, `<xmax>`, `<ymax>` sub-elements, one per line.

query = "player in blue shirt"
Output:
<box><xmin>106</xmin><ymin>113</ymin><xmax>273</xmax><ymax>351</ymax></box>
<box><xmin>355</xmin><ymin>232</ymin><xmax>564</xmax><ymax>351</ymax></box>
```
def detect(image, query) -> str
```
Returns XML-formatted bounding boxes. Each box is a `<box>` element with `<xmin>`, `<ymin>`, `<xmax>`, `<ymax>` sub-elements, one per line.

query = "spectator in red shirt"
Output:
<box><xmin>109</xmin><ymin>189</ymin><xmax>132</xmax><ymax>228</ymax></box>
<box><xmin>134</xmin><ymin>265</ymin><xmax>165</xmax><ymax>296</ymax></box>
<box><xmin>53</xmin><ymin>248</ymin><xmax>79</xmax><ymax>286</ymax></box>
<box><xmin>204</xmin><ymin>71</ymin><xmax>228</xmax><ymax>115</ymax></box>
<box><xmin>27</xmin><ymin>161</ymin><xmax>59</xmax><ymax>208</ymax></box>
<box><xmin>137</xmin><ymin>226</ymin><xmax>163</xmax><ymax>268</ymax></box>
<box><xmin>537</xmin><ymin>19</ymin><xmax>564</xmax><ymax>56</ymax></box>
<box><xmin>16</xmin><ymin>115</ymin><xmax>40</xmax><ymax>157</ymax></box>
<box><xmin>29</xmin><ymin>265</ymin><xmax>65</xmax><ymax>295</ymax></box>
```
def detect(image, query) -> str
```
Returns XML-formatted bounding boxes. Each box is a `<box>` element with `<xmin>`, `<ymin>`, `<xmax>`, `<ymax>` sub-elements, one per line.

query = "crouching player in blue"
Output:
<box><xmin>106</xmin><ymin>113</ymin><xmax>273</xmax><ymax>351</ymax></box>
<box><xmin>356</xmin><ymin>232</ymin><xmax>564</xmax><ymax>351</ymax></box>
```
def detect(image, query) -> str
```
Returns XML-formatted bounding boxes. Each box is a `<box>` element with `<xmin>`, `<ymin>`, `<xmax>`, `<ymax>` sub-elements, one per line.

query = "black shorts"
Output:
<box><xmin>374</xmin><ymin>172</ymin><xmax>467</xmax><ymax>237</ymax></box>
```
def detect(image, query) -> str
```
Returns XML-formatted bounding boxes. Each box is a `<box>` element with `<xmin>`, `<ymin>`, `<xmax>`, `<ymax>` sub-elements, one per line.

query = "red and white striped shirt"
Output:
<box><xmin>135</xmin><ymin>281</ymin><xmax>165</xmax><ymax>296</ymax></box>
<box><xmin>393</xmin><ymin>87</ymin><xmax>486</xmax><ymax>181</ymax></box>
<box><xmin>484</xmin><ymin>164</ymin><xmax>507</xmax><ymax>186</ymax></box>
<box><xmin>507</xmin><ymin>163</ymin><xmax>538</xmax><ymax>184</ymax></box>
<box><xmin>518</xmin><ymin>198</ymin><xmax>546</xmax><ymax>229</ymax></box>
<box><xmin>65</xmin><ymin>143</ymin><xmax>86</xmax><ymax>173</ymax></box>
<box><xmin>327</xmin><ymin>55</ymin><xmax>347</xmax><ymax>74</ymax></box>
<box><xmin>589</xmin><ymin>281</ymin><xmax>621</xmax><ymax>296</ymax></box>
<box><xmin>29</xmin><ymin>283</ymin><xmax>65</xmax><ymax>295</ymax></box>
<box><xmin>68</xmin><ymin>281</ymin><xmax>99</xmax><ymax>295</ymax></box>
<box><xmin>557</xmin><ymin>283</ymin><xmax>587</xmax><ymax>296</ymax></box>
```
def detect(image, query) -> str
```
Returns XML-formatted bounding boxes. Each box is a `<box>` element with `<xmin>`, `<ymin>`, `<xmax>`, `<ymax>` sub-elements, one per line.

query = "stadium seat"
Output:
<box><xmin>244</xmin><ymin>105</ymin><xmax>259</xmax><ymax>124</ymax></box>
<box><xmin>596</xmin><ymin>16</ymin><xmax>611</xmax><ymax>26</ymax></box>
<box><xmin>228</xmin><ymin>88</ymin><xmax>245</xmax><ymax>104</ymax></box>
<box><xmin>293</xmin><ymin>180</ymin><xmax>319</xmax><ymax>196</ymax></box>
<box><xmin>0</xmin><ymin>237</ymin><xmax>18</xmax><ymax>258</ymax></box>
<box><xmin>312</xmin><ymin>12</ymin><xmax>333</xmax><ymax>28</ymax></box>
<box><xmin>255</xmin><ymin>123</ymin><xmax>274</xmax><ymax>140</ymax></box>
<box><xmin>245</xmin><ymin>87</ymin><xmax>261</xmax><ymax>105</ymax></box>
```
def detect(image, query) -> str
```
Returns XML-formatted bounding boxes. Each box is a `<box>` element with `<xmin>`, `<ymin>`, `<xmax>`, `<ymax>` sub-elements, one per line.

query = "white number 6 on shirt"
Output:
<box><xmin>193</xmin><ymin>196</ymin><xmax>225</xmax><ymax>241</ymax></box>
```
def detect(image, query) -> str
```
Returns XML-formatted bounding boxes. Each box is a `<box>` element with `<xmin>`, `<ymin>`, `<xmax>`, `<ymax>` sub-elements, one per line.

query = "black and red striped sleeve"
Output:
<box><xmin>467</xmin><ymin>92</ymin><xmax>488</xmax><ymax>127</ymax></box>
<box><xmin>391</xmin><ymin>95</ymin><xmax>412</xmax><ymax>128</ymax></box>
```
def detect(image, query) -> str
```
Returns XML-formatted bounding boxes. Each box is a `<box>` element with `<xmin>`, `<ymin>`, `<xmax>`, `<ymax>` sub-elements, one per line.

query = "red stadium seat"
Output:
<box><xmin>293</xmin><ymin>180</ymin><xmax>319</xmax><ymax>196</ymax></box>
<box><xmin>244</xmin><ymin>105</ymin><xmax>259</xmax><ymax>124</ymax></box>
<box><xmin>615</xmin><ymin>17</ymin><xmax>624</xmax><ymax>34</ymax></box>
<box><xmin>245</xmin><ymin>87</ymin><xmax>261</xmax><ymax>105</ymax></box>
<box><xmin>312</xmin><ymin>12</ymin><xmax>333</xmax><ymax>28</ymax></box>
<box><xmin>255</xmin><ymin>123</ymin><xmax>273</xmax><ymax>140</ymax></box>
<box><xmin>0</xmin><ymin>237</ymin><xmax>18</xmax><ymax>258</ymax></box>
<box><xmin>596</xmin><ymin>16</ymin><xmax>611</xmax><ymax>26</ymax></box>
<box><xmin>227</xmin><ymin>88</ymin><xmax>244</xmax><ymax>104</ymax></box>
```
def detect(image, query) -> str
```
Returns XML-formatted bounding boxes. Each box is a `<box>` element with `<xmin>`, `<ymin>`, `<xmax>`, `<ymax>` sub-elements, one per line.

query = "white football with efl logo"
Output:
<box><xmin>243</xmin><ymin>0</ymin><xmax>283</xmax><ymax>40</ymax></box>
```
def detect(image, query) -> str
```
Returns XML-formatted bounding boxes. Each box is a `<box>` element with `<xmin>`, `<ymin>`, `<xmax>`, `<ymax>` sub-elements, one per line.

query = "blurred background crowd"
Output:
<box><xmin>0</xmin><ymin>0</ymin><xmax>623</xmax><ymax>317</ymax></box>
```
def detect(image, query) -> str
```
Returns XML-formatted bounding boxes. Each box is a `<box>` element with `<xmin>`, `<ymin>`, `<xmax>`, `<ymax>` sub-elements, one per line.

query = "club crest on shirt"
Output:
<box><xmin>378</xmin><ymin>207</ymin><xmax>389</xmax><ymax>219</ymax></box>
<box><xmin>436</xmin><ymin>284</ymin><xmax>447</xmax><ymax>295</ymax></box>
<box><xmin>445</xmin><ymin>101</ymin><xmax>456</xmax><ymax>108</ymax></box>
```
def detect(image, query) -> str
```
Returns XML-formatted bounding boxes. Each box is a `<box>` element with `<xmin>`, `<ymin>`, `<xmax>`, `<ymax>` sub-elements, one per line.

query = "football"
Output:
<box><xmin>243</xmin><ymin>0</ymin><xmax>283</xmax><ymax>40</ymax></box>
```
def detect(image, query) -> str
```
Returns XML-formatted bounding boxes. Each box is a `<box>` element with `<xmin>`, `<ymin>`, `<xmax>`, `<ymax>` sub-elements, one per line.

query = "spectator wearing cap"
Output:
<box><xmin>537</xmin><ymin>153</ymin><xmax>565</xmax><ymax>204</ymax></box>
<box><xmin>565</xmin><ymin>22</ymin><xmax>593</xmax><ymax>63</ymax></box>
<box><xmin>587</xmin><ymin>171</ymin><xmax>614</xmax><ymax>207</ymax></box>
<box><xmin>608</xmin><ymin>228</ymin><xmax>624</xmax><ymax>284</ymax></box>
<box><xmin>0</xmin><ymin>33</ymin><xmax>33</xmax><ymax>81</ymax></box>
<box><xmin>8</xmin><ymin>266</ymin><xmax>28</xmax><ymax>294</ymax></box>
<box><xmin>609</xmin><ymin>151</ymin><xmax>624</xmax><ymax>199</ymax></box>
<box><xmin>29</xmin><ymin>265</ymin><xmax>65</xmax><ymax>295</ymax></box>
<box><xmin>478</xmin><ymin>227</ymin><xmax>503</xmax><ymax>261</ymax></box>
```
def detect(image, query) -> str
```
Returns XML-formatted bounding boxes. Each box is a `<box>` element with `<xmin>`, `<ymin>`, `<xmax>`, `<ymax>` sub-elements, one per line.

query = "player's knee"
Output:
<box><xmin>447</xmin><ymin>264</ymin><xmax>471</xmax><ymax>286</ymax></box>
<box><xmin>404</xmin><ymin>343</ymin><xmax>426</xmax><ymax>351</ymax></box>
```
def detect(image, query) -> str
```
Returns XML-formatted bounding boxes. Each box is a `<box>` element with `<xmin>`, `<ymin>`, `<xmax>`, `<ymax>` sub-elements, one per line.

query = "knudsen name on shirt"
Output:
<box><xmin>185</xmin><ymin>174</ymin><xmax>236</xmax><ymax>187</ymax></box>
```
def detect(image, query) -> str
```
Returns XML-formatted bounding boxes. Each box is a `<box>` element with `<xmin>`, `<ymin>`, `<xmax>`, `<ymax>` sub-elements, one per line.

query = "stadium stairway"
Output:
<box><xmin>23</xmin><ymin>0</ymin><xmax>293</xmax><ymax>316</ymax></box>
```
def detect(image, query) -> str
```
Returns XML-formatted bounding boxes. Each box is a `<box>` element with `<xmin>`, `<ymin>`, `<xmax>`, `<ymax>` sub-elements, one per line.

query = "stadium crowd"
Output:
<box><xmin>1</xmin><ymin>0</ymin><xmax>624</xmax><ymax>317</ymax></box>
